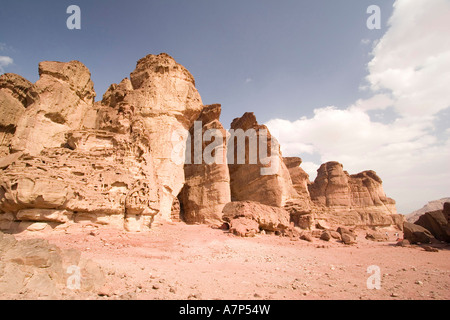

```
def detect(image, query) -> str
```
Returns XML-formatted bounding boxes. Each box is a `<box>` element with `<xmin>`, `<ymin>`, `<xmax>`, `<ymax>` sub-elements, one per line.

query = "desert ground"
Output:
<box><xmin>5</xmin><ymin>222</ymin><xmax>450</xmax><ymax>300</ymax></box>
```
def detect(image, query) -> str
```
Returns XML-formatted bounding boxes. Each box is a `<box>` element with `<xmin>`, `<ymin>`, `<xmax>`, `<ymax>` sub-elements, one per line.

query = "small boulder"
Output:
<box><xmin>300</xmin><ymin>232</ymin><xmax>313</xmax><ymax>242</ymax></box>
<box><xmin>365</xmin><ymin>231</ymin><xmax>389</xmax><ymax>242</ymax></box>
<box><xmin>320</xmin><ymin>231</ymin><xmax>331</xmax><ymax>242</ymax></box>
<box><xmin>228</xmin><ymin>218</ymin><xmax>259</xmax><ymax>237</ymax></box>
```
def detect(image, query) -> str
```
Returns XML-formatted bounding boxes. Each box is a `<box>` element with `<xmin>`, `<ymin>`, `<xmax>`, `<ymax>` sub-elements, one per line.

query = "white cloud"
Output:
<box><xmin>265</xmin><ymin>0</ymin><xmax>450</xmax><ymax>214</ymax></box>
<box><xmin>0</xmin><ymin>56</ymin><xmax>13</xmax><ymax>73</ymax></box>
<box><xmin>245</xmin><ymin>77</ymin><xmax>253</xmax><ymax>84</ymax></box>
<box><xmin>366</xmin><ymin>0</ymin><xmax>450</xmax><ymax>117</ymax></box>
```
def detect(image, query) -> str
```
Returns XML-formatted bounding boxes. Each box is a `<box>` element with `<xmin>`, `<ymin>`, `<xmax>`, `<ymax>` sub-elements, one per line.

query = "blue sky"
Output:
<box><xmin>1</xmin><ymin>0</ymin><xmax>449</xmax><ymax>213</ymax></box>
<box><xmin>1</xmin><ymin>0</ymin><xmax>391</xmax><ymax>125</ymax></box>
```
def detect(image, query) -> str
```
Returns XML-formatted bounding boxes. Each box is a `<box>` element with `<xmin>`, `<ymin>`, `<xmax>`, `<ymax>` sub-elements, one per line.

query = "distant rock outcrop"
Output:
<box><xmin>308</xmin><ymin>161</ymin><xmax>401</xmax><ymax>228</ymax></box>
<box><xmin>405</xmin><ymin>198</ymin><xmax>450</xmax><ymax>223</ymax></box>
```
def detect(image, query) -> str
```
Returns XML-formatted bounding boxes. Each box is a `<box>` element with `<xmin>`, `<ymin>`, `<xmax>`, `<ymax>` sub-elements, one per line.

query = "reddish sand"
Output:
<box><xmin>13</xmin><ymin>222</ymin><xmax>450</xmax><ymax>300</ymax></box>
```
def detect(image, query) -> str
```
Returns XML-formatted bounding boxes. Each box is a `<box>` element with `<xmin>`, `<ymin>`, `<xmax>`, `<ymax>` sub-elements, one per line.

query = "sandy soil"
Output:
<box><xmin>12</xmin><ymin>222</ymin><xmax>450</xmax><ymax>300</ymax></box>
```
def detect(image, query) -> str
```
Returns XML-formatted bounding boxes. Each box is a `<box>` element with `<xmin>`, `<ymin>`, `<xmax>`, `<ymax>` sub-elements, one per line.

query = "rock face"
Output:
<box><xmin>222</xmin><ymin>201</ymin><xmax>290</xmax><ymax>233</ymax></box>
<box><xmin>227</xmin><ymin>113</ymin><xmax>299</xmax><ymax>208</ymax></box>
<box><xmin>179</xmin><ymin>104</ymin><xmax>231</xmax><ymax>225</ymax></box>
<box><xmin>403</xmin><ymin>222</ymin><xmax>434</xmax><ymax>244</ymax></box>
<box><xmin>0</xmin><ymin>54</ymin><xmax>204</xmax><ymax>232</ymax></box>
<box><xmin>0</xmin><ymin>74</ymin><xmax>39</xmax><ymax>157</ymax></box>
<box><xmin>10</xmin><ymin>61</ymin><xmax>96</xmax><ymax>156</ymax></box>
<box><xmin>104</xmin><ymin>53</ymin><xmax>204</xmax><ymax>221</ymax></box>
<box><xmin>309</xmin><ymin>161</ymin><xmax>400</xmax><ymax>227</ymax></box>
<box><xmin>414</xmin><ymin>208</ymin><xmax>450</xmax><ymax>242</ymax></box>
<box><xmin>283</xmin><ymin>157</ymin><xmax>314</xmax><ymax>229</ymax></box>
<box><xmin>0</xmin><ymin>53</ymin><xmax>401</xmax><ymax>233</ymax></box>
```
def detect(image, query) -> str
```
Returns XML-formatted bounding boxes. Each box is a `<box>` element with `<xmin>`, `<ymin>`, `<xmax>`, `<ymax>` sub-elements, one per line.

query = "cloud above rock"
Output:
<box><xmin>265</xmin><ymin>0</ymin><xmax>450</xmax><ymax>214</ymax></box>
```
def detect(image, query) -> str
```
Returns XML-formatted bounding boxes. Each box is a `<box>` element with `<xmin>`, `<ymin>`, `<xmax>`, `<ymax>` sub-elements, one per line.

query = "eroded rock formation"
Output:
<box><xmin>308</xmin><ymin>161</ymin><xmax>402</xmax><ymax>228</ymax></box>
<box><xmin>0</xmin><ymin>53</ymin><xmax>401</xmax><ymax>233</ymax></box>
<box><xmin>179</xmin><ymin>104</ymin><xmax>231</xmax><ymax>226</ymax></box>
<box><xmin>227</xmin><ymin>113</ymin><xmax>299</xmax><ymax>208</ymax></box>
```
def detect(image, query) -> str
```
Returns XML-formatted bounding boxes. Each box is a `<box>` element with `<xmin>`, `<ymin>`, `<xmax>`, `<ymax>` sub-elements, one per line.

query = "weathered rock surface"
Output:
<box><xmin>414</xmin><ymin>209</ymin><xmax>450</xmax><ymax>242</ymax></box>
<box><xmin>0</xmin><ymin>53</ymin><xmax>401</xmax><ymax>234</ymax></box>
<box><xmin>179</xmin><ymin>104</ymin><xmax>231</xmax><ymax>225</ymax></box>
<box><xmin>365</xmin><ymin>231</ymin><xmax>389</xmax><ymax>242</ymax></box>
<box><xmin>227</xmin><ymin>113</ymin><xmax>299</xmax><ymax>208</ymax></box>
<box><xmin>222</xmin><ymin>201</ymin><xmax>290</xmax><ymax>233</ymax></box>
<box><xmin>403</xmin><ymin>222</ymin><xmax>434</xmax><ymax>244</ymax></box>
<box><xmin>228</xmin><ymin>217</ymin><xmax>259</xmax><ymax>237</ymax></box>
<box><xmin>0</xmin><ymin>74</ymin><xmax>39</xmax><ymax>157</ymax></box>
<box><xmin>123</xmin><ymin>53</ymin><xmax>204</xmax><ymax>221</ymax></box>
<box><xmin>0</xmin><ymin>231</ymin><xmax>104</xmax><ymax>297</ymax></box>
<box><xmin>10</xmin><ymin>61</ymin><xmax>96</xmax><ymax>156</ymax></box>
<box><xmin>309</xmin><ymin>161</ymin><xmax>400</xmax><ymax>228</ymax></box>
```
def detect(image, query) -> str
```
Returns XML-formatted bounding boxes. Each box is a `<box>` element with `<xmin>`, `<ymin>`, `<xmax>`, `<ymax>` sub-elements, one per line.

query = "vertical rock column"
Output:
<box><xmin>124</xmin><ymin>53</ymin><xmax>204</xmax><ymax>221</ymax></box>
<box><xmin>227</xmin><ymin>112</ymin><xmax>299</xmax><ymax>208</ymax></box>
<box><xmin>180</xmin><ymin>104</ymin><xmax>231</xmax><ymax>226</ymax></box>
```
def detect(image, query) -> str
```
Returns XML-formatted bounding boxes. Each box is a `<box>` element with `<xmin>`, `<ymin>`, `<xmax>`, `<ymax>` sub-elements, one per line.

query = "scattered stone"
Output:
<box><xmin>422</xmin><ymin>246</ymin><xmax>439</xmax><ymax>252</ymax></box>
<box><xmin>396</xmin><ymin>239</ymin><xmax>410</xmax><ymax>247</ymax></box>
<box><xmin>320</xmin><ymin>231</ymin><xmax>331</xmax><ymax>241</ymax></box>
<box><xmin>300</xmin><ymin>233</ymin><xmax>313</xmax><ymax>242</ymax></box>
<box><xmin>365</xmin><ymin>231</ymin><xmax>389</xmax><ymax>242</ymax></box>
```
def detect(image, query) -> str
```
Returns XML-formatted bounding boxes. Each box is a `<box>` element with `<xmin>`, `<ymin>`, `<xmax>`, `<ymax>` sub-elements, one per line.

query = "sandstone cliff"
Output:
<box><xmin>0</xmin><ymin>54</ymin><xmax>400</xmax><ymax>233</ymax></box>
<box><xmin>227</xmin><ymin>112</ymin><xmax>299</xmax><ymax>207</ymax></box>
<box><xmin>179</xmin><ymin>104</ymin><xmax>231</xmax><ymax>225</ymax></box>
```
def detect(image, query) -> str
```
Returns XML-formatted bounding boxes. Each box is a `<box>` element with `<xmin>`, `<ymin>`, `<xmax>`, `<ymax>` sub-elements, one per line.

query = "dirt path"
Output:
<box><xmin>13</xmin><ymin>222</ymin><xmax>450</xmax><ymax>300</ymax></box>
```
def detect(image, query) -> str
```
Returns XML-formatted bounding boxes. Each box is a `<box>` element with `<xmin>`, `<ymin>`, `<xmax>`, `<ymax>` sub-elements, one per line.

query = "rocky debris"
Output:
<box><xmin>222</xmin><ymin>201</ymin><xmax>290</xmax><ymax>234</ymax></box>
<box><xmin>337</xmin><ymin>227</ymin><xmax>357</xmax><ymax>245</ymax></box>
<box><xmin>0</xmin><ymin>231</ymin><xmax>104</xmax><ymax>298</ymax></box>
<box><xmin>180</xmin><ymin>104</ymin><xmax>231</xmax><ymax>226</ymax></box>
<box><xmin>227</xmin><ymin>113</ymin><xmax>299</xmax><ymax>208</ymax></box>
<box><xmin>422</xmin><ymin>246</ymin><xmax>439</xmax><ymax>252</ymax></box>
<box><xmin>284</xmin><ymin>202</ymin><xmax>314</xmax><ymax>230</ymax></box>
<box><xmin>329</xmin><ymin>231</ymin><xmax>342</xmax><ymax>241</ymax></box>
<box><xmin>309</xmin><ymin>162</ymin><xmax>399</xmax><ymax>228</ymax></box>
<box><xmin>414</xmin><ymin>209</ymin><xmax>450</xmax><ymax>242</ymax></box>
<box><xmin>228</xmin><ymin>217</ymin><xmax>259</xmax><ymax>237</ymax></box>
<box><xmin>396</xmin><ymin>239</ymin><xmax>410</xmax><ymax>247</ymax></box>
<box><xmin>365</xmin><ymin>231</ymin><xmax>389</xmax><ymax>242</ymax></box>
<box><xmin>300</xmin><ymin>232</ymin><xmax>313</xmax><ymax>242</ymax></box>
<box><xmin>403</xmin><ymin>222</ymin><xmax>434</xmax><ymax>244</ymax></box>
<box><xmin>320</xmin><ymin>231</ymin><xmax>331</xmax><ymax>242</ymax></box>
